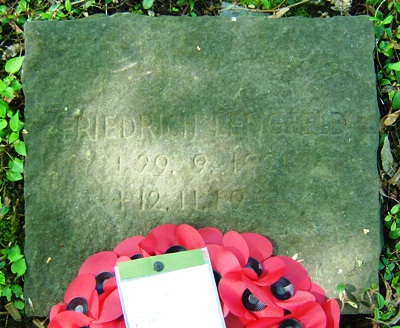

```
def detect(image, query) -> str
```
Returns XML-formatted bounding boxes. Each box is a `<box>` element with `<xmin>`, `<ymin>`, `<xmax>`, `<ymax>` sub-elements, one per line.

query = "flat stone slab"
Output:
<box><xmin>23</xmin><ymin>15</ymin><xmax>381</xmax><ymax>316</ymax></box>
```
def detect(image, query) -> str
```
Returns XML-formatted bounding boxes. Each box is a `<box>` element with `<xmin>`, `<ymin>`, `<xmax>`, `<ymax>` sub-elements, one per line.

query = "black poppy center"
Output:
<box><xmin>241</xmin><ymin>288</ymin><xmax>266</xmax><ymax>312</ymax></box>
<box><xmin>213</xmin><ymin>270</ymin><xmax>222</xmax><ymax>286</ymax></box>
<box><xmin>95</xmin><ymin>272</ymin><xmax>115</xmax><ymax>295</ymax></box>
<box><xmin>165</xmin><ymin>245</ymin><xmax>187</xmax><ymax>253</ymax></box>
<box><xmin>66</xmin><ymin>297</ymin><xmax>88</xmax><ymax>314</ymax></box>
<box><xmin>131</xmin><ymin>253</ymin><xmax>143</xmax><ymax>260</ymax></box>
<box><xmin>271</xmin><ymin>277</ymin><xmax>295</xmax><ymax>300</ymax></box>
<box><xmin>245</xmin><ymin>257</ymin><xmax>263</xmax><ymax>277</ymax></box>
<box><xmin>279</xmin><ymin>319</ymin><xmax>303</xmax><ymax>328</ymax></box>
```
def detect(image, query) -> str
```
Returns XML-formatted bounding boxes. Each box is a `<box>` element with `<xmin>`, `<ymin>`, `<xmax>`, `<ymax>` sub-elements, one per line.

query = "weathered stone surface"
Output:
<box><xmin>23</xmin><ymin>15</ymin><xmax>381</xmax><ymax>316</ymax></box>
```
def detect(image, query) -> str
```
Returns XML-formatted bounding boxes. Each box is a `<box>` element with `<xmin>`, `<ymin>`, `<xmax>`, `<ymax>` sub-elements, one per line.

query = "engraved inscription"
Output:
<box><xmin>108</xmin><ymin>152</ymin><xmax>287</xmax><ymax>177</ymax></box>
<box><xmin>63</xmin><ymin>110</ymin><xmax>348</xmax><ymax>142</ymax></box>
<box><xmin>113</xmin><ymin>188</ymin><xmax>246</xmax><ymax>212</ymax></box>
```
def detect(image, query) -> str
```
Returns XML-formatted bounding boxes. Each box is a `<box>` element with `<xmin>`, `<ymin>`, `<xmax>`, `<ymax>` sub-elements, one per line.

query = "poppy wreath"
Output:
<box><xmin>49</xmin><ymin>223</ymin><xmax>340</xmax><ymax>328</ymax></box>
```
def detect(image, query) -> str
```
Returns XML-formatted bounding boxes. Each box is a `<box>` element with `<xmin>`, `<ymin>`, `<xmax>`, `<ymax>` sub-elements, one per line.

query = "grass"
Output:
<box><xmin>0</xmin><ymin>0</ymin><xmax>399</xmax><ymax>327</ymax></box>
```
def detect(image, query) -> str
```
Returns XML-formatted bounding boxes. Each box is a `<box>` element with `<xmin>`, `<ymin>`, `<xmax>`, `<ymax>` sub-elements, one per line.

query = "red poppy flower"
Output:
<box><xmin>77</xmin><ymin>251</ymin><xmax>120</xmax><ymax>298</ymax></box>
<box><xmin>321</xmin><ymin>299</ymin><xmax>340</xmax><ymax>328</ymax></box>
<box><xmin>113</xmin><ymin>236</ymin><xmax>146</xmax><ymax>259</ymax></box>
<box><xmin>263</xmin><ymin>256</ymin><xmax>315</xmax><ymax>312</ymax></box>
<box><xmin>207</xmin><ymin>244</ymin><xmax>242</xmax><ymax>317</ymax></box>
<box><xmin>222</xmin><ymin>231</ymin><xmax>282</xmax><ymax>287</ymax></box>
<box><xmin>245</xmin><ymin>256</ymin><xmax>287</xmax><ymax>287</ymax></box>
<box><xmin>310</xmin><ymin>283</ymin><xmax>326</xmax><ymax>304</ymax></box>
<box><xmin>139</xmin><ymin>223</ymin><xmax>205</xmax><ymax>255</ymax></box>
<box><xmin>90</xmin><ymin>317</ymin><xmax>126</xmax><ymax>328</ymax></box>
<box><xmin>198</xmin><ymin>227</ymin><xmax>223</xmax><ymax>245</ymax></box>
<box><xmin>219</xmin><ymin>271</ymin><xmax>284</xmax><ymax>324</ymax></box>
<box><xmin>48</xmin><ymin>310</ymin><xmax>93</xmax><ymax>328</ymax></box>
<box><xmin>48</xmin><ymin>224</ymin><xmax>338</xmax><ymax>328</ymax></box>
<box><xmin>225</xmin><ymin>312</ymin><xmax>246</xmax><ymax>328</ymax></box>
<box><xmin>49</xmin><ymin>274</ymin><xmax>98</xmax><ymax>327</ymax></box>
<box><xmin>64</xmin><ymin>273</ymin><xmax>99</xmax><ymax>319</ymax></box>
<box><xmin>241</xmin><ymin>232</ymin><xmax>273</xmax><ymax>263</ymax></box>
<box><xmin>92</xmin><ymin>288</ymin><xmax>123</xmax><ymax>324</ymax></box>
<box><xmin>246</xmin><ymin>301</ymin><xmax>327</xmax><ymax>328</ymax></box>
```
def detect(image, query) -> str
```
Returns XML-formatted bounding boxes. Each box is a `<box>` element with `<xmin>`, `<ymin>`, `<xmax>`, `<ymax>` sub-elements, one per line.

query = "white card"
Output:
<box><xmin>116</xmin><ymin>248</ymin><xmax>226</xmax><ymax>328</ymax></box>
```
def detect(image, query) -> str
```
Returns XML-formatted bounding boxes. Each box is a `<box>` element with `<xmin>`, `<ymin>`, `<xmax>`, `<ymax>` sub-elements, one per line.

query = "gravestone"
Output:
<box><xmin>23</xmin><ymin>15</ymin><xmax>381</xmax><ymax>316</ymax></box>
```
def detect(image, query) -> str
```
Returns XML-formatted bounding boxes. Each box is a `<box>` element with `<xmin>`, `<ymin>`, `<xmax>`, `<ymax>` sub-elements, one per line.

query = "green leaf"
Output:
<box><xmin>382</xmin><ymin>312</ymin><xmax>393</xmax><ymax>321</ymax></box>
<box><xmin>14</xmin><ymin>141</ymin><xmax>26</xmax><ymax>156</ymax></box>
<box><xmin>8</xmin><ymin>132</ymin><xmax>19</xmax><ymax>144</ymax></box>
<box><xmin>393</xmin><ymin>92</ymin><xmax>400</xmax><ymax>109</ymax></box>
<box><xmin>83</xmin><ymin>0</ymin><xmax>95</xmax><ymax>9</ymax></box>
<box><xmin>17</xmin><ymin>0</ymin><xmax>27</xmax><ymax>12</ymax></box>
<box><xmin>5</xmin><ymin>57</ymin><xmax>25</xmax><ymax>74</ymax></box>
<box><xmin>0</xmin><ymin>118</ymin><xmax>7</xmax><ymax>130</ymax></box>
<box><xmin>389</xmin><ymin>229</ymin><xmax>400</xmax><ymax>239</ymax></box>
<box><xmin>13</xmin><ymin>300</ymin><xmax>24</xmax><ymax>310</ymax></box>
<box><xmin>396</xmin><ymin>241</ymin><xmax>400</xmax><ymax>250</ymax></box>
<box><xmin>7</xmin><ymin>245</ymin><xmax>23</xmax><ymax>262</ymax></box>
<box><xmin>9</xmin><ymin>111</ymin><xmax>19</xmax><ymax>132</ymax></box>
<box><xmin>382</xmin><ymin>14</ymin><xmax>394</xmax><ymax>25</ymax></box>
<box><xmin>65</xmin><ymin>0</ymin><xmax>72</xmax><ymax>11</ymax></box>
<box><xmin>1</xmin><ymin>87</ymin><xmax>14</xmax><ymax>98</ymax></box>
<box><xmin>0</xmin><ymin>272</ymin><xmax>5</xmax><ymax>285</ymax></box>
<box><xmin>0</xmin><ymin>80</ymin><xmax>6</xmax><ymax>92</ymax></box>
<box><xmin>2</xmin><ymin>286</ymin><xmax>11</xmax><ymax>302</ymax></box>
<box><xmin>142</xmin><ymin>0</ymin><xmax>154</xmax><ymax>9</ymax></box>
<box><xmin>11</xmin><ymin>284</ymin><xmax>23</xmax><ymax>298</ymax></box>
<box><xmin>388</xmin><ymin>62</ymin><xmax>400</xmax><ymax>71</ymax></box>
<box><xmin>9</xmin><ymin>158</ymin><xmax>23</xmax><ymax>174</ymax></box>
<box><xmin>336</xmin><ymin>283</ymin><xmax>346</xmax><ymax>293</ymax></box>
<box><xmin>6</xmin><ymin>171</ymin><xmax>22</xmax><ymax>181</ymax></box>
<box><xmin>11</xmin><ymin>258</ymin><xmax>27</xmax><ymax>277</ymax></box>
<box><xmin>0</xmin><ymin>99</ymin><xmax>7</xmax><ymax>118</ymax></box>
<box><xmin>39</xmin><ymin>12</ymin><xmax>52</xmax><ymax>19</ymax></box>
<box><xmin>377</xmin><ymin>293</ymin><xmax>385</xmax><ymax>309</ymax></box>
<box><xmin>1</xmin><ymin>206</ymin><xmax>9</xmax><ymax>217</ymax></box>
<box><xmin>391</xmin><ymin>221</ymin><xmax>397</xmax><ymax>231</ymax></box>
<box><xmin>346</xmin><ymin>300</ymin><xmax>358</xmax><ymax>308</ymax></box>
<box><xmin>9</xmin><ymin>79</ymin><xmax>22</xmax><ymax>92</ymax></box>
<box><xmin>391</xmin><ymin>204</ymin><xmax>400</xmax><ymax>214</ymax></box>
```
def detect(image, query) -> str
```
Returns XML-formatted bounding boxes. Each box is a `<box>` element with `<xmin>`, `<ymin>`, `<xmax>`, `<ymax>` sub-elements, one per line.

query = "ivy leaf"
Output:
<box><xmin>2</xmin><ymin>286</ymin><xmax>12</xmax><ymax>302</ymax></box>
<box><xmin>393</xmin><ymin>92</ymin><xmax>400</xmax><ymax>110</ymax></box>
<box><xmin>388</xmin><ymin>62</ymin><xmax>400</xmax><ymax>71</ymax></box>
<box><xmin>6</xmin><ymin>171</ymin><xmax>22</xmax><ymax>181</ymax></box>
<box><xmin>0</xmin><ymin>118</ymin><xmax>7</xmax><ymax>130</ymax></box>
<box><xmin>5</xmin><ymin>57</ymin><xmax>25</xmax><ymax>74</ymax></box>
<box><xmin>65</xmin><ymin>0</ymin><xmax>72</xmax><ymax>11</ymax></box>
<box><xmin>9</xmin><ymin>111</ymin><xmax>19</xmax><ymax>132</ymax></box>
<box><xmin>9</xmin><ymin>158</ymin><xmax>23</xmax><ymax>174</ymax></box>
<box><xmin>389</xmin><ymin>228</ymin><xmax>400</xmax><ymax>239</ymax></box>
<box><xmin>0</xmin><ymin>80</ymin><xmax>6</xmax><ymax>93</ymax></box>
<box><xmin>8</xmin><ymin>132</ymin><xmax>19</xmax><ymax>144</ymax></box>
<box><xmin>0</xmin><ymin>100</ymin><xmax>7</xmax><ymax>118</ymax></box>
<box><xmin>377</xmin><ymin>293</ymin><xmax>385</xmax><ymax>309</ymax></box>
<box><xmin>14</xmin><ymin>141</ymin><xmax>26</xmax><ymax>156</ymax></box>
<box><xmin>7</xmin><ymin>245</ymin><xmax>23</xmax><ymax>262</ymax></box>
<box><xmin>13</xmin><ymin>300</ymin><xmax>24</xmax><ymax>310</ymax></box>
<box><xmin>143</xmin><ymin>0</ymin><xmax>154</xmax><ymax>9</ymax></box>
<box><xmin>11</xmin><ymin>258</ymin><xmax>27</xmax><ymax>277</ymax></box>
<box><xmin>11</xmin><ymin>284</ymin><xmax>23</xmax><ymax>298</ymax></box>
